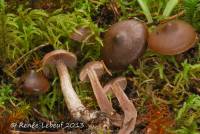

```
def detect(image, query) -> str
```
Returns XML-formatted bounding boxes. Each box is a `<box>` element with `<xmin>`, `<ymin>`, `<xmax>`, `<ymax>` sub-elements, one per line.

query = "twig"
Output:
<box><xmin>9</xmin><ymin>43</ymin><xmax>50</xmax><ymax>72</ymax></box>
<box><xmin>110</xmin><ymin>0</ymin><xmax>120</xmax><ymax>17</ymax></box>
<box><xmin>168</xmin><ymin>10</ymin><xmax>185</xmax><ymax>19</ymax></box>
<box><xmin>160</xmin><ymin>10</ymin><xmax>185</xmax><ymax>23</ymax></box>
<box><xmin>33</xmin><ymin>108</ymin><xmax>51</xmax><ymax>123</ymax></box>
<box><xmin>9</xmin><ymin>99</ymin><xmax>17</xmax><ymax>108</ymax></box>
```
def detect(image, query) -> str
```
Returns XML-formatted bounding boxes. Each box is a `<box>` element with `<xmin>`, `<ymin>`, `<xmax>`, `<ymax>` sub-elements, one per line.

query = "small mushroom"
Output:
<box><xmin>69</xmin><ymin>27</ymin><xmax>91</xmax><ymax>42</ymax></box>
<box><xmin>148</xmin><ymin>20</ymin><xmax>197</xmax><ymax>55</ymax></box>
<box><xmin>104</xmin><ymin>77</ymin><xmax>137</xmax><ymax>134</ymax></box>
<box><xmin>42</xmin><ymin>50</ymin><xmax>95</xmax><ymax>121</ymax></box>
<box><xmin>79</xmin><ymin>61</ymin><xmax>122</xmax><ymax>126</ymax></box>
<box><xmin>19</xmin><ymin>70</ymin><xmax>50</xmax><ymax>95</ymax></box>
<box><xmin>102</xmin><ymin>19</ymin><xmax>148</xmax><ymax>70</ymax></box>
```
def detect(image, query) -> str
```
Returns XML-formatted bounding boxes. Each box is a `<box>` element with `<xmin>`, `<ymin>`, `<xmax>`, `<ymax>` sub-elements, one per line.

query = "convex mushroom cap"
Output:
<box><xmin>102</xmin><ymin>19</ymin><xmax>148</xmax><ymax>70</ymax></box>
<box><xmin>148</xmin><ymin>20</ymin><xmax>197</xmax><ymax>55</ymax></box>
<box><xmin>69</xmin><ymin>27</ymin><xmax>91</xmax><ymax>42</ymax></box>
<box><xmin>80</xmin><ymin>61</ymin><xmax>111</xmax><ymax>82</ymax></box>
<box><xmin>19</xmin><ymin>70</ymin><xmax>50</xmax><ymax>95</ymax></box>
<box><xmin>42</xmin><ymin>50</ymin><xmax>77</xmax><ymax>77</ymax></box>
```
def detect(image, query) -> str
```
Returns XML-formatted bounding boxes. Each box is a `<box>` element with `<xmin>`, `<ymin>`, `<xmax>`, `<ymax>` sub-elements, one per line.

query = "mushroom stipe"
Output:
<box><xmin>103</xmin><ymin>77</ymin><xmax>137</xmax><ymax>134</ymax></box>
<box><xmin>80</xmin><ymin>61</ymin><xmax>137</xmax><ymax>134</ymax></box>
<box><xmin>42</xmin><ymin>50</ymin><xmax>97</xmax><ymax>121</ymax></box>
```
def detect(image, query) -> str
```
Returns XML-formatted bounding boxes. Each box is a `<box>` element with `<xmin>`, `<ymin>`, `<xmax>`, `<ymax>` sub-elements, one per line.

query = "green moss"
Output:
<box><xmin>0</xmin><ymin>0</ymin><xmax>200</xmax><ymax>133</ymax></box>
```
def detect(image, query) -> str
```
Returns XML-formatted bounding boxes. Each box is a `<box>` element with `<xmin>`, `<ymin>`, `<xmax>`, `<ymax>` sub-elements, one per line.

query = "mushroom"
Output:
<box><xmin>104</xmin><ymin>77</ymin><xmax>137</xmax><ymax>134</ymax></box>
<box><xmin>102</xmin><ymin>19</ymin><xmax>148</xmax><ymax>70</ymax></box>
<box><xmin>69</xmin><ymin>27</ymin><xmax>91</xmax><ymax>42</ymax></box>
<box><xmin>19</xmin><ymin>70</ymin><xmax>50</xmax><ymax>95</ymax></box>
<box><xmin>148</xmin><ymin>20</ymin><xmax>197</xmax><ymax>55</ymax></box>
<box><xmin>79</xmin><ymin>61</ymin><xmax>122</xmax><ymax>126</ymax></box>
<box><xmin>42</xmin><ymin>50</ymin><xmax>95</xmax><ymax>121</ymax></box>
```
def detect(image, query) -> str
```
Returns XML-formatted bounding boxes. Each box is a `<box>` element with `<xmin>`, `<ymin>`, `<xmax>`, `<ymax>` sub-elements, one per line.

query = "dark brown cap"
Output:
<box><xmin>148</xmin><ymin>20</ymin><xmax>197</xmax><ymax>55</ymax></box>
<box><xmin>19</xmin><ymin>70</ymin><xmax>50</xmax><ymax>95</ymax></box>
<box><xmin>102</xmin><ymin>19</ymin><xmax>148</xmax><ymax>70</ymax></box>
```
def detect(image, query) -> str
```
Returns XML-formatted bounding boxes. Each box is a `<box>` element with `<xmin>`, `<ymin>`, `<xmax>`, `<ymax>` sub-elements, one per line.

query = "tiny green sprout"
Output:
<box><xmin>137</xmin><ymin>0</ymin><xmax>153</xmax><ymax>23</ymax></box>
<box><xmin>0</xmin><ymin>85</ymin><xmax>16</xmax><ymax>108</ymax></box>
<box><xmin>163</xmin><ymin>0</ymin><xmax>179</xmax><ymax>17</ymax></box>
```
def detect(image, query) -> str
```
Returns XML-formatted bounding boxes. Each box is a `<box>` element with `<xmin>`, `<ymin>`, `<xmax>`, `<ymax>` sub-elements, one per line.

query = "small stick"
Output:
<box><xmin>9</xmin><ymin>43</ymin><xmax>50</xmax><ymax>71</ymax></box>
<box><xmin>160</xmin><ymin>10</ymin><xmax>184</xmax><ymax>23</ymax></box>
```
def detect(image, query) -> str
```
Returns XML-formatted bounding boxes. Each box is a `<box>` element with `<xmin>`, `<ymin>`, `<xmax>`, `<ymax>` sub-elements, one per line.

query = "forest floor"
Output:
<box><xmin>0</xmin><ymin>0</ymin><xmax>200</xmax><ymax>134</ymax></box>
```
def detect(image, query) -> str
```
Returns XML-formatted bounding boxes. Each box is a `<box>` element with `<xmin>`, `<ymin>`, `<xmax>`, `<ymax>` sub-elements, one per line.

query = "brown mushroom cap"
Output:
<box><xmin>79</xmin><ymin>61</ymin><xmax>106</xmax><ymax>82</ymax></box>
<box><xmin>104</xmin><ymin>77</ymin><xmax>127</xmax><ymax>95</ymax></box>
<box><xmin>102</xmin><ymin>19</ymin><xmax>148</xmax><ymax>70</ymax></box>
<box><xmin>69</xmin><ymin>27</ymin><xmax>91</xmax><ymax>42</ymax></box>
<box><xmin>19</xmin><ymin>70</ymin><xmax>50</xmax><ymax>95</ymax></box>
<box><xmin>148</xmin><ymin>20</ymin><xmax>197</xmax><ymax>55</ymax></box>
<box><xmin>42</xmin><ymin>50</ymin><xmax>77</xmax><ymax>77</ymax></box>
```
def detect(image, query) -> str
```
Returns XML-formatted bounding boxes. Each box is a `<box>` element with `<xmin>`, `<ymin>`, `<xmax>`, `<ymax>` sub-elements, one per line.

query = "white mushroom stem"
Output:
<box><xmin>112</xmin><ymin>83</ymin><xmax>137</xmax><ymax>134</ymax></box>
<box><xmin>86</xmin><ymin>69</ymin><xmax>122</xmax><ymax>126</ymax></box>
<box><xmin>56</xmin><ymin>61</ymin><xmax>95</xmax><ymax>120</ymax></box>
<box><xmin>87</xmin><ymin>69</ymin><xmax>114</xmax><ymax>114</ymax></box>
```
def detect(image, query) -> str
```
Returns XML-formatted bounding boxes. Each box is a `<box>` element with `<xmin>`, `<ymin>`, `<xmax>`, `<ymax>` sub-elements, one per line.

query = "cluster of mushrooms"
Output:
<box><xmin>102</xmin><ymin>19</ymin><xmax>197</xmax><ymax>70</ymax></box>
<box><xmin>19</xmin><ymin>50</ymin><xmax>137</xmax><ymax>134</ymax></box>
<box><xmin>18</xmin><ymin>19</ymin><xmax>198</xmax><ymax>134</ymax></box>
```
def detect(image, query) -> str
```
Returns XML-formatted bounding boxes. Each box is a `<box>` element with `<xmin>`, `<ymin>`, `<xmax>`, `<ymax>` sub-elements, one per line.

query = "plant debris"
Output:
<box><xmin>0</xmin><ymin>0</ymin><xmax>200</xmax><ymax>134</ymax></box>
